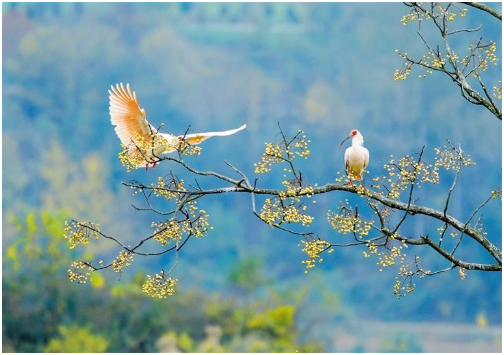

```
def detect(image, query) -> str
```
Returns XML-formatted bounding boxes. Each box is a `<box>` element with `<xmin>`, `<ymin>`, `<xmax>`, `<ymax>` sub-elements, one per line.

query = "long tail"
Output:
<box><xmin>178</xmin><ymin>124</ymin><xmax>246</xmax><ymax>145</ymax></box>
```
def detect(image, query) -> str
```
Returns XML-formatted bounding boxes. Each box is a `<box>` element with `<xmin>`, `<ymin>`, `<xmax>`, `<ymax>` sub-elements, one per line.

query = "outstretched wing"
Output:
<box><xmin>179</xmin><ymin>124</ymin><xmax>247</xmax><ymax>145</ymax></box>
<box><xmin>109</xmin><ymin>83</ymin><xmax>156</xmax><ymax>146</ymax></box>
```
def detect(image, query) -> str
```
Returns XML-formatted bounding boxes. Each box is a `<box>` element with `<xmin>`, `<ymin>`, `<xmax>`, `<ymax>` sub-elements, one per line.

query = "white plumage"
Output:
<box><xmin>340</xmin><ymin>129</ymin><xmax>369</xmax><ymax>181</ymax></box>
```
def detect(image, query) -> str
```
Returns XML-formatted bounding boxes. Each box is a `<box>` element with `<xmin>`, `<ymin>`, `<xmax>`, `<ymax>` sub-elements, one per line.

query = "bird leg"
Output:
<box><xmin>344</xmin><ymin>169</ymin><xmax>355</xmax><ymax>186</ymax></box>
<box><xmin>145</xmin><ymin>161</ymin><xmax>159</xmax><ymax>171</ymax></box>
<box><xmin>360</xmin><ymin>178</ymin><xmax>367</xmax><ymax>190</ymax></box>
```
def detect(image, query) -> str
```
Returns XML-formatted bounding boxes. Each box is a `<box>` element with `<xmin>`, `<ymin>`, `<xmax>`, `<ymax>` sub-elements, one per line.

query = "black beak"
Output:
<box><xmin>338</xmin><ymin>136</ymin><xmax>351</xmax><ymax>150</ymax></box>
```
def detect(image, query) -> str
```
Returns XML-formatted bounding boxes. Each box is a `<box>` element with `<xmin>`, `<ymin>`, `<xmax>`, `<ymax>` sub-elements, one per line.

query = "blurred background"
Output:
<box><xmin>2</xmin><ymin>2</ymin><xmax>502</xmax><ymax>352</ymax></box>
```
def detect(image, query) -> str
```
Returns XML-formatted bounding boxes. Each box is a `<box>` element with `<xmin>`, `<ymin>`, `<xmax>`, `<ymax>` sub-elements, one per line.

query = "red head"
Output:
<box><xmin>339</xmin><ymin>129</ymin><xmax>361</xmax><ymax>149</ymax></box>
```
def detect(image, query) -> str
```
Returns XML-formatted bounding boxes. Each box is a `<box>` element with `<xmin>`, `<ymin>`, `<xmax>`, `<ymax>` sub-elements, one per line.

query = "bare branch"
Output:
<box><xmin>392</xmin><ymin>234</ymin><xmax>500</xmax><ymax>271</ymax></box>
<box><xmin>447</xmin><ymin>24</ymin><xmax>482</xmax><ymax>36</ymax></box>
<box><xmin>463</xmin><ymin>2</ymin><xmax>502</xmax><ymax>21</ymax></box>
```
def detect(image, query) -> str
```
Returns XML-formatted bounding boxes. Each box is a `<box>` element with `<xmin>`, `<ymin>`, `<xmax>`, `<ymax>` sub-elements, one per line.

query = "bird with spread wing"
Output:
<box><xmin>109</xmin><ymin>83</ymin><xmax>246</xmax><ymax>170</ymax></box>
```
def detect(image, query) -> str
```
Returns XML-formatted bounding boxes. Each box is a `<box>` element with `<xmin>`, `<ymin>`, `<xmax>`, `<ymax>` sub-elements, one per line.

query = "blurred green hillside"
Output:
<box><xmin>2</xmin><ymin>2</ymin><xmax>502</xmax><ymax>352</ymax></box>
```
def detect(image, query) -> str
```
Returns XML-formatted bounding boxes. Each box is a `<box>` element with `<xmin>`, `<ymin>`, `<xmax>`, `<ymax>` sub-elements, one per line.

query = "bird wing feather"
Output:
<box><xmin>109</xmin><ymin>83</ymin><xmax>156</xmax><ymax>146</ymax></box>
<box><xmin>344</xmin><ymin>147</ymin><xmax>351</xmax><ymax>174</ymax></box>
<box><xmin>179</xmin><ymin>124</ymin><xmax>247</xmax><ymax>145</ymax></box>
<box><xmin>363</xmin><ymin>147</ymin><xmax>370</xmax><ymax>170</ymax></box>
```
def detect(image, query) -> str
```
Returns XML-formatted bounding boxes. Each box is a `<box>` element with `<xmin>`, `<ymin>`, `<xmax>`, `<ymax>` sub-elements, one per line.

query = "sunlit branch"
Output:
<box><xmin>462</xmin><ymin>2</ymin><xmax>502</xmax><ymax>21</ymax></box>
<box><xmin>400</xmin><ymin>2</ymin><xmax>502</xmax><ymax>120</ymax></box>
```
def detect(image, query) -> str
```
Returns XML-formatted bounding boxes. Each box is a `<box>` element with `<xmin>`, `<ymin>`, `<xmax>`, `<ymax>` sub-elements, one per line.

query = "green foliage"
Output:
<box><xmin>40</xmin><ymin>141</ymin><xmax>114</xmax><ymax>225</ymax></box>
<box><xmin>228</xmin><ymin>257</ymin><xmax>264</xmax><ymax>293</ymax></box>
<box><xmin>378</xmin><ymin>333</ymin><xmax>423</xmax><ymax>353</ymax></box>
<box><xmin>44</xmin><ymin>325</ymin><xmax>108</xmax><ymax>353</ymax></box>
<box><xmin>3</xmin><ymin>211</ymin><xmax>96</xmax><ymax>352</ymax></box>
<box><xmin>5</xmin><ymin>211</ymin><xmax>72</xmax><ymax>273</ymax></box>
<box><xmin>3</xmin><ymin>212</ymin><xmax>327</xmax><ymax>352</ymax></box>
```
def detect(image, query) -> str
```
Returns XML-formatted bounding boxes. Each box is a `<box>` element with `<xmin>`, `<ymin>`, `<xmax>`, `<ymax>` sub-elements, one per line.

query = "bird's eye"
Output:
<box><xmin>351</xmin><ymin>130</ymin><xmax>357</xmax><ymax>136</ymax></box>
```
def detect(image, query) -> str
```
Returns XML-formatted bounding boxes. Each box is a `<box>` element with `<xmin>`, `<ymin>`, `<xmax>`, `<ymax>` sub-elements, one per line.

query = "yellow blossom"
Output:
<box><xmin>300</xmin><ymin>239</ymin><xmax>331</xmax><ymax>271</ymax></box>
<box><xmin>142</xmin><ymin>271</ymin><xmax>178</xmax><ymax>298</ymax></box>
<box><xmin>112</xmin><ymin>250</ymin><xmax>134</xmax><ymax>273</ymax></box>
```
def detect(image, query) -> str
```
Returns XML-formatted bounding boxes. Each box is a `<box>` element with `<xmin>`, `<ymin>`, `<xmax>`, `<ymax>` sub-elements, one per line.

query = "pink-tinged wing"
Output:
<box><xmin>109</xmin><ymin>83</ymin><xmax>155</xmax><ymax>146</ymax></box>
<box><xmin>178</xmin><ymin>124</ymin><xmax>247</xmax><ymax>145</ymax></box>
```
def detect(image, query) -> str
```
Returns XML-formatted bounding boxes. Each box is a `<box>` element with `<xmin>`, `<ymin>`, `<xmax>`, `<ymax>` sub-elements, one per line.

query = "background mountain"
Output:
<box><xmin>2</xmin><ymin>2</ymin><xmax>502</xmax><ymax>352</ymax></box>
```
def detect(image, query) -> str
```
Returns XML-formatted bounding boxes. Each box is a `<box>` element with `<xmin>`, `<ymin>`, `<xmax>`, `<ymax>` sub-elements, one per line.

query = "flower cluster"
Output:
<box><xmin>179</xmin><ymin>143</ymin><xmax>203</xmax><ymax>156</ymax></box>
<box><xmin>151</xmin><ymin>176</ymin><xmax>186</xmax><ymax>201</ymax></box>
<box><xmin>376</xmin><ymin>245</ymin><xmax>405</xmax><ymax>271</ymax></box>
<box><xmin>366</xmin><ymin>242</ymin><xmax>378</xmax><ymax>255</ymax></box>
<box><xmin>393</xmin><ymin>66</ymin><xmax>412</xmax><ymax>81</ymax></box>
<box><xmin>151</xmin><ymin>201</ymin><xmax>211</xmax><ymax>245</ymax></box>
<box><xmin>64</xmin><ymin>221</ymin><xmax>100</xmax><ymax>249</ymax></box>
<box><xmin>400</xmin><ymin>4</ymin><xmax>464</xmax><ymax>26</ymax></box>
<box><xmin>300</xmin><ymin>239</ymin><xmax>331</xmax><ymax>271</ymax></box>
<box><xmin>327</xmin><ymin>202</ymin><xmax>373</xmax><ymax>238</ymax></box>
<box><xmin>112</xmin><ymin>250</ymin><xmax>134</xmax><ymax>273</ymax></box>
<box><xmin>152</xmin><ymin>219</ymin><xmax>183</xmax><ymax>245</ymax></box>
<box><xmin>493</xmin><ymin>85</ymin><xmax>502</xmax><ymax>100</ymax></box>
<box><xmin>260</xmin><ymin>198</ymin><xmax>314</xmax><ymax>227</ymax></box>
<box><xmin>483</xmin><ymin>41</ymin><xmax>499</xmax><ymax>68</ymax></box>
<box><xmin>395</xmin><ymin>4</ymin><xmax>502</xmax><ymax>85</ymax></box>
<box><xmin>393</xmin><ymin>273</ymin><xmax>416</xmax><ymax>298</ymax></box>
<box><xmin>392</xmin><ymin>255</ymin><xmax>434</xmax><ymax>298</ymax></box>
<box><xmin>260</xmin><ymin>199</ymin><xmax>282</xmax><ymax>226</ymax></box>
<box><xmin>293</xmin><ymin>133</ymin><xmax>311</xmax><ymax>158</ymax></box>
<box><xmin>462</xmin><ymin>40</ymin><xmax>500</xmax><ymax>78</ymax></box>
<box><xmin>459</xmin><ymin>267</ymin><xmax>467</xmax><ymax>281</ymax></box>
<box><xmin>491</xmin><ymin>188</ymin><xmax>502</xmax><ymax>199</ymax></box>
<box><xmin>254</xmin><ymin>143</ymin><xmax>284</xmax><ymax>173</ymax></box>
<box><xmin>431</xmin><ymin>57</ymin><xmax>446</xmax><ymax>68</ymax></box>
<box><xmin>282</xmin><ymin>205</ymin><xmax>314</xmax><ymax>226</ymax></box>
<box><xmin>381</xmin><ymin>154</ymin><xmax>439</xmax><ymax>199</ymax></box>
<box><xmin>67</xmin><ymin>261</ymin><xmax>93</xmax><ymax>283</ymax></box>
<box><xmin>400</xmin><ymin>10</ymin><xmax>428</xmax><ymax>26</ymax></box>
<box><xmin>434</xmin><ymin>144</ymin><xmax>475</xmax><ymax>171</ymax></box>
<box><xmin>254</xmin><ymin>129</ymin><xmax>317</xmax><ymax>231</ymax></box>
<box><xmin>396</xmin><ymin>49</ymin><xmax>452</xmax><ymax>80</ymax></box>
<box><xmin>279</xmin><ymin>179</ymin><xmax>316</xmax><ymax>200</ymax></box>
<box><xmin>188</xmin><ymin>205</ymin><xmax>211</xmax><ymax>237</ymax></box>
<box><xmin>142</xmin><ymin>271</ymin><xmax>178</xmax><ymax>298</ymax></box>
<box><xmin>254</xmin><ymin>130</ymin><xmax>311</xmax><ymax>174</ymax></box>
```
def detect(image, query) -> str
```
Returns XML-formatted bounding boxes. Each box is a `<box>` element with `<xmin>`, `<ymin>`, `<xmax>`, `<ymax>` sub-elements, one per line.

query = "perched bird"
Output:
<box><xmin>339</xmin><ymin>129</ymin><xmax>369</xmax><ymax>181</ymax></box>
<box><xmin>109</xmin><ymin>83</ymin><xmax>246</xmax><ymax>169</ymax></box>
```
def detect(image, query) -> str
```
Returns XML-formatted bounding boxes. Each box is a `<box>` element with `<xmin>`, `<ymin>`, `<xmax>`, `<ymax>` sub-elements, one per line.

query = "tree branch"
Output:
<box><xmin>124</xmin><ymin>164</ymin><xmax>502</xmax><ymax>266</ymax></box>
<box><xmin>463</xmin><ymin>2</ymin><xmax>502</xmax><ymax>21</ymax></box>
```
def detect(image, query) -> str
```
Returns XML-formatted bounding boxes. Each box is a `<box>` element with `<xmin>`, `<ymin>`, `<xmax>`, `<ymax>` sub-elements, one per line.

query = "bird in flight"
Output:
<box><xmin>339</xmin><ymin>129</ymin><xmax>369</xmax><ymax>182</ymax></box>
<box><xmin>109</xmin><ymin>83</ymin><xmax>246</xmax><ymax>169</ymax></box>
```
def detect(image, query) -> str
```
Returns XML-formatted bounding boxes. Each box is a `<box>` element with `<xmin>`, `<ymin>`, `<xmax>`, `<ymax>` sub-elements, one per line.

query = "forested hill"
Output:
<box><xmin>3</xmin><ymin>1</ymin><xmax>502</xmax><ymax>340</ymax></box>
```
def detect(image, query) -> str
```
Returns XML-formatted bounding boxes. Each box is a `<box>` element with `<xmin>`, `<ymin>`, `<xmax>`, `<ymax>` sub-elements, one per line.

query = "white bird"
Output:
<box><xmin>339</xmin><ymin>129</ymin><xmax>369</xmax><ymax>181</ymax></box>
<box><xmin>109</xmin><ymin>83</ymin><xmax>246</xmax><ymax>169</ymax></box>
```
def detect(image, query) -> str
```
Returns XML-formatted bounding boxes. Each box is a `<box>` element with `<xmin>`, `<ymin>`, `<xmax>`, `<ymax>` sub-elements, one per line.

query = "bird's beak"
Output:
<box><xmin>338</xmin><ymin>135</ymin><xmax>351</xmax><ymax>150</ymax></box>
